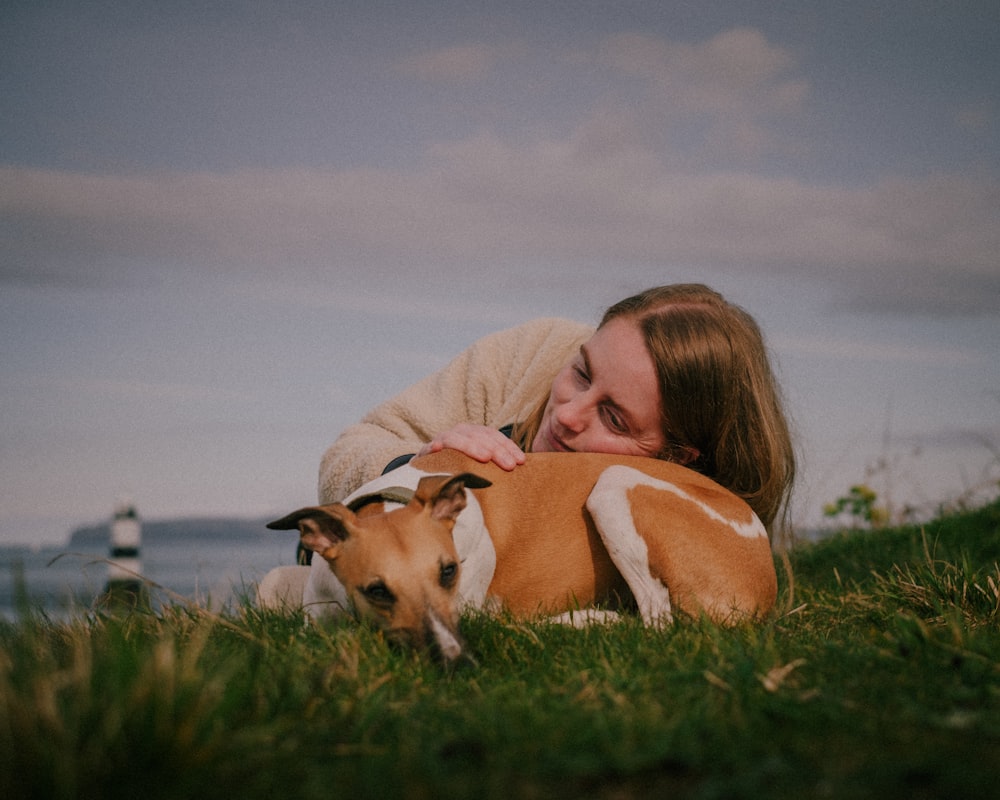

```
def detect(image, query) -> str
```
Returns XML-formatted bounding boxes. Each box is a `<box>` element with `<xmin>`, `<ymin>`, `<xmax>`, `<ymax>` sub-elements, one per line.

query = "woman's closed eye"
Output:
<box><xmin>601</xmin><ymin>405</ymin><xmax>628</xmax><ymax>434</ymax></box>
<box><xmin>572</xmin><ymin>357</ymin><xmax>629</xmax><ymax>434</ymax></box>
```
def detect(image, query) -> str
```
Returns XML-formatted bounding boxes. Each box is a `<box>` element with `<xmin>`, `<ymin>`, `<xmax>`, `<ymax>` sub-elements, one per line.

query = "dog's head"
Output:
<box><xmin>267</xmin><ymin>472</ymin><xmax>490</xmax><ymax>663</ymax></box>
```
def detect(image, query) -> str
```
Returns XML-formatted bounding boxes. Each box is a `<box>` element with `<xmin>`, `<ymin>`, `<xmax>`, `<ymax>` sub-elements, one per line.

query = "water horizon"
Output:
<box><xmin>1</xmin><ymin>535</ymin><xmax>299</xmax><ymax>621</ymax></box>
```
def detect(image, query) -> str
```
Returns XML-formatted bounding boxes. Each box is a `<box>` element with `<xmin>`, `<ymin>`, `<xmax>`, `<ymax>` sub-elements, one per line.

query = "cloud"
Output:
<box><xmin>596</xmin><ymin>28</ymin><xmax>802</xmax><ymax>112</ymax></box>
<box><xmin>2</xmin><ymin>155</ymin><xmax>997</xmax><ymax>313</ymax></box>
<box><xmin>390</xmin><ymin>28</ymin><xmax>808</xmax><ymax>165</ymax></box>
<box><xmin>2</xmin><ymin>22</ymin><xmax>996</xmax><ymax>314</ymax></box>
<box><xmin>590</xmin><ymin>28</ymin><xmax>809</xmax><ymax>162</ymax></box>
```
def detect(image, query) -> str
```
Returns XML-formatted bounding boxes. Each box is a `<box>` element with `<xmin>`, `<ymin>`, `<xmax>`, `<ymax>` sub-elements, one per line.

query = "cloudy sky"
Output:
<box><xmin>2</xmin><ymin>0</ymin><xmax>998</xmax><ymax>546</ymax></box>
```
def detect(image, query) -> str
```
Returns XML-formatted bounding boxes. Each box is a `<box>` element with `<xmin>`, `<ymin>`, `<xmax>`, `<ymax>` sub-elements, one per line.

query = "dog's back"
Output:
<box><xmin>410</xmin><ymin>451</ymin><xmax>777</xmax><ymax>621</ymax></box>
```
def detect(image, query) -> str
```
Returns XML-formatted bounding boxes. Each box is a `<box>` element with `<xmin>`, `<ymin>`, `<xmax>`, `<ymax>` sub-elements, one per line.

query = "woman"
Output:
<box><xmin>318</xmin><ymin>284</ymin><xmax>795</xmax><ymax>539</ymax></box>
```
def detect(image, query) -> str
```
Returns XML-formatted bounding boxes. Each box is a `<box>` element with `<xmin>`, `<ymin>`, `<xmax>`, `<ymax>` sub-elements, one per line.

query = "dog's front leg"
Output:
<box><xmin>256</xmin><ymin>563</ymin><xmax>352</xmax><ymax>620</ymax></box>
<box><xmin>302</xmin><ymin>561</ymin><xmax>352</xmax><ymax>620</ymax></box>
<box><xmin>546</xmin><ymin>609</ymin><xmax>624</xmax><ymax>627</ymax></box>
<box><xmin>586</xmin><ymin>468</ymin><xmax>674</xmax><ymax>626</ymax></box>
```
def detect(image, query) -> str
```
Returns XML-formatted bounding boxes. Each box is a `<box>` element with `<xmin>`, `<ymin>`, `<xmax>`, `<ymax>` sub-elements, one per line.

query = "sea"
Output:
<box><xmin>0</xmin><ymin>533</ymin><xmax>297</xmax><ymax>621</ymax></box>
<box><xmin>2</xmin><ymin>517</ymin><xmax>836</xmax><ymax>622</ymax></box>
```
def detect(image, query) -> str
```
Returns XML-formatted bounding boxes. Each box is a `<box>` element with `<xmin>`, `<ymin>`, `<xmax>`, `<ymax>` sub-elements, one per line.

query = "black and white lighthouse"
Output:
<box><xmin>102</xmin><ymin>498</ymin><xmax>147</xmax><ymax>607</ymax></box>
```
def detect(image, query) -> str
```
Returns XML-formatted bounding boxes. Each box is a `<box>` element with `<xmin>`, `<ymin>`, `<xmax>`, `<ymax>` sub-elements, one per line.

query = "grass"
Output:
<box><xmin>2</xmin><ymin>499</ymin><xmax>999</xmax><ymax>799</ymax></box>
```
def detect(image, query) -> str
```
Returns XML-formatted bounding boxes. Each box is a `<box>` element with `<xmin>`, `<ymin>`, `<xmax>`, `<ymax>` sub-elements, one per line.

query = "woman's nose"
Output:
<box><xmin>554</xmin><ymin>392</ymin><xmax>591</xmax><ymax>432</ymax></box>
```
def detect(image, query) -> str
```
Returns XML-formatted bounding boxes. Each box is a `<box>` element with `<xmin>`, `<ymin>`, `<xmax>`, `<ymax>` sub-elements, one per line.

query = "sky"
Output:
<box><xmin>2</xmin><ymin>0</ymin><xmax>998</xmax><ymax>546</ymax></box>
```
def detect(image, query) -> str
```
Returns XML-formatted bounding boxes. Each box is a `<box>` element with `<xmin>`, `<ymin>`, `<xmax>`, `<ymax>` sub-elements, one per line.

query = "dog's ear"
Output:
<box><xmin>415</xmin><ymin>472</ymin><xmax>492</xmax><ymax>523</ymax></box>
<box><xmin>267</xmin><ymin>506</ymin><xmax>355</xmax><ymax>558</ymax></box>
<box><xmin>452</xmin><ymin>472</ymin><xmax>493</xmax><ymax>491</ymax></box>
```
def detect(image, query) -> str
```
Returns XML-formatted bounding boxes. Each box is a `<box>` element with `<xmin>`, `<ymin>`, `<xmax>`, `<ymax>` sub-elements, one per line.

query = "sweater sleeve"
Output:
<box><xmin>317</xmin><ymin>317</ymin><xmax>593</xmax><ymax>503</ymax></box>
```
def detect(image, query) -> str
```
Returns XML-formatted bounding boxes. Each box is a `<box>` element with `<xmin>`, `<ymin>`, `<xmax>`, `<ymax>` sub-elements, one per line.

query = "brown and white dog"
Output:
<box><xmin>259</xmin><ymin>450</ymin><xmax>777</xmax><ymax>662</ymax></box>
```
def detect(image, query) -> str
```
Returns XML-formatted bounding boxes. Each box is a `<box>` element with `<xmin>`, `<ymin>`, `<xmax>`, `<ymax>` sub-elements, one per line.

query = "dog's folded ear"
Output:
<box><xmin>267</xmin><ymin>507</ymin><xmax>322</xmax><ymax>531</ymax></box>
<box><xmin>414</xmin><ymin>472</ymin><xmax>492</xmax><ymax>523</ymax></box>
<box><xmin>267</xmin><ymin>506</ymin><xmax>355</xmax><ymax>559</ymax></box>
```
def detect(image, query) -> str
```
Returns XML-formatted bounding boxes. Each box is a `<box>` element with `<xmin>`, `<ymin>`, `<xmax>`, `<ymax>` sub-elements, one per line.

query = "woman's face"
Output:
<box><xmin>531</xmin><ymin>317</ymin><xmax>666</xmax><ymax>457</ymax></box>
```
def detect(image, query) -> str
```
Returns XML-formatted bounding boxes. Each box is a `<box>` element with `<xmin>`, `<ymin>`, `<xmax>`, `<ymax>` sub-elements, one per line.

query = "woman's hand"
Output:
<box><xmin>418</xmin><ymin>423</ymin><xmax>526</xmax><ymax>471</ymax></box>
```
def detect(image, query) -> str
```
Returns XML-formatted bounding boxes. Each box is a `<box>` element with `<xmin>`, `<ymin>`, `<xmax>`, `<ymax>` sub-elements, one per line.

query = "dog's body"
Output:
<box><xmin>260</xmin><ymin>450</ymin><xmax>777</xmax><ymax>661</ymax></box>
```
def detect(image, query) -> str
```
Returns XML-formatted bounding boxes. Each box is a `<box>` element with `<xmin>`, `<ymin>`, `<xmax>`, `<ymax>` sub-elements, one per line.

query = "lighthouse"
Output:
<box><xmin>102</xmin><ymin>498</ymin><xmax>148</xmax><ymax>608</ymax></box>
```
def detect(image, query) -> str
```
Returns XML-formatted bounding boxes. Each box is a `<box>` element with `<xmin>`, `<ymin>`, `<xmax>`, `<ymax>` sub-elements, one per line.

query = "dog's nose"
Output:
<box><xmin>425</xmin><ymin>609</ymin><xmax>463</xmax><ymax>664</ymax></box>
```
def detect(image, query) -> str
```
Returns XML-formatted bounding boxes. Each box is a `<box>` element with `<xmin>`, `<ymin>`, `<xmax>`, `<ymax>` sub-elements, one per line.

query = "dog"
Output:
<box><xmin>259</xmin><ymin>450</ymin><xmax>778</xmax><ymax>662</ymax></box>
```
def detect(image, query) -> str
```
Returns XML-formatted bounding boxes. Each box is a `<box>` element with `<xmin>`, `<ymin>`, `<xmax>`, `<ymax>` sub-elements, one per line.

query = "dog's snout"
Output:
<box><xmin>380</xmin><ymin>608</ymin><xmax>464</xmax><ymax>664</ymax></box>
<box><xmin>425</xmin><ymin>608</ymin><xmax>463</xmax><ymax>664</ymax></box>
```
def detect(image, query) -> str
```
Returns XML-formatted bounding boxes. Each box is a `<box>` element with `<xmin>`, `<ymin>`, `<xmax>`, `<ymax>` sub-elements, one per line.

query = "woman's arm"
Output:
<box><xmin>317</xmin><ymin>317</ymin><xmax>592</xmax><ymax>503</ymax></box>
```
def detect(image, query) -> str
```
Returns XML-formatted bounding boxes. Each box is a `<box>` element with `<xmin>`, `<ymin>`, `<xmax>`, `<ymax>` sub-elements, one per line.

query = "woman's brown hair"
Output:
<box><xmin>514</xmin><ymin>284</ymin><xmax>795</xmax><ymax>537</ymax></box>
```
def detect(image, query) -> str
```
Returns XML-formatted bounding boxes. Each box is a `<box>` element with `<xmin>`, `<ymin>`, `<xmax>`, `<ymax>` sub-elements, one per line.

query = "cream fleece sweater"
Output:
<box><xmin>317</xmin><ymin>317</ymin><xmax>594</xmax><ymax>504</ymax></box>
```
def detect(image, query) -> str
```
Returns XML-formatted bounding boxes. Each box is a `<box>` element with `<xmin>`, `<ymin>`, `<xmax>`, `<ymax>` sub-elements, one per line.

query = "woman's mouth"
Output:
<box><xmin>543</xmin><ymin>426</ymin><xmax>572</xmax><ymax>452</ymax></box>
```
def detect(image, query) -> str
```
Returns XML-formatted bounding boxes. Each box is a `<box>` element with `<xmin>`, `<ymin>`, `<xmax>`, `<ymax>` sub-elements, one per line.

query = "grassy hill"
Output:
<box><xmin>791</xmin><ymin>499</ymin><xmax>1000</xmax><ymax>590</ymax></box>
<box><xmin>2</xmin><ymin>498</ymin><xmax>998</xmax><ymax>799</ymax></box>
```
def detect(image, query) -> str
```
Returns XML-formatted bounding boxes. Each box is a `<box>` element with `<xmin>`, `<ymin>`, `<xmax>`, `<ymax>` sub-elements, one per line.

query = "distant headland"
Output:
<box><xmin>67</xmin><ymin>517</ymin><xmax>277</xmax><ymax>549</ymax></box>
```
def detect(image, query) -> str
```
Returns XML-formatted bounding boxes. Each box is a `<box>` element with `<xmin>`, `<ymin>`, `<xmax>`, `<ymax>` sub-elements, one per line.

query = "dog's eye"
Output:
<box><xmin>361</xmin><ymin>581</ymin><xmax>395</xmax><ymax>606</ymax></box>
<box><xmin>439</xmin><ymin>561</ymin><xmax>458</xmax><ymax>589</ymax></box>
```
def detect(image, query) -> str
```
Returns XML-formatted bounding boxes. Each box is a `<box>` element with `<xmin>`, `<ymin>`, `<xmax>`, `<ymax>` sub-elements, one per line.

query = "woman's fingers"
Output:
<box><xmin>418</xmin><ymin>424</ymin><xmax>526</xmax><ymax>470</ymax></box>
